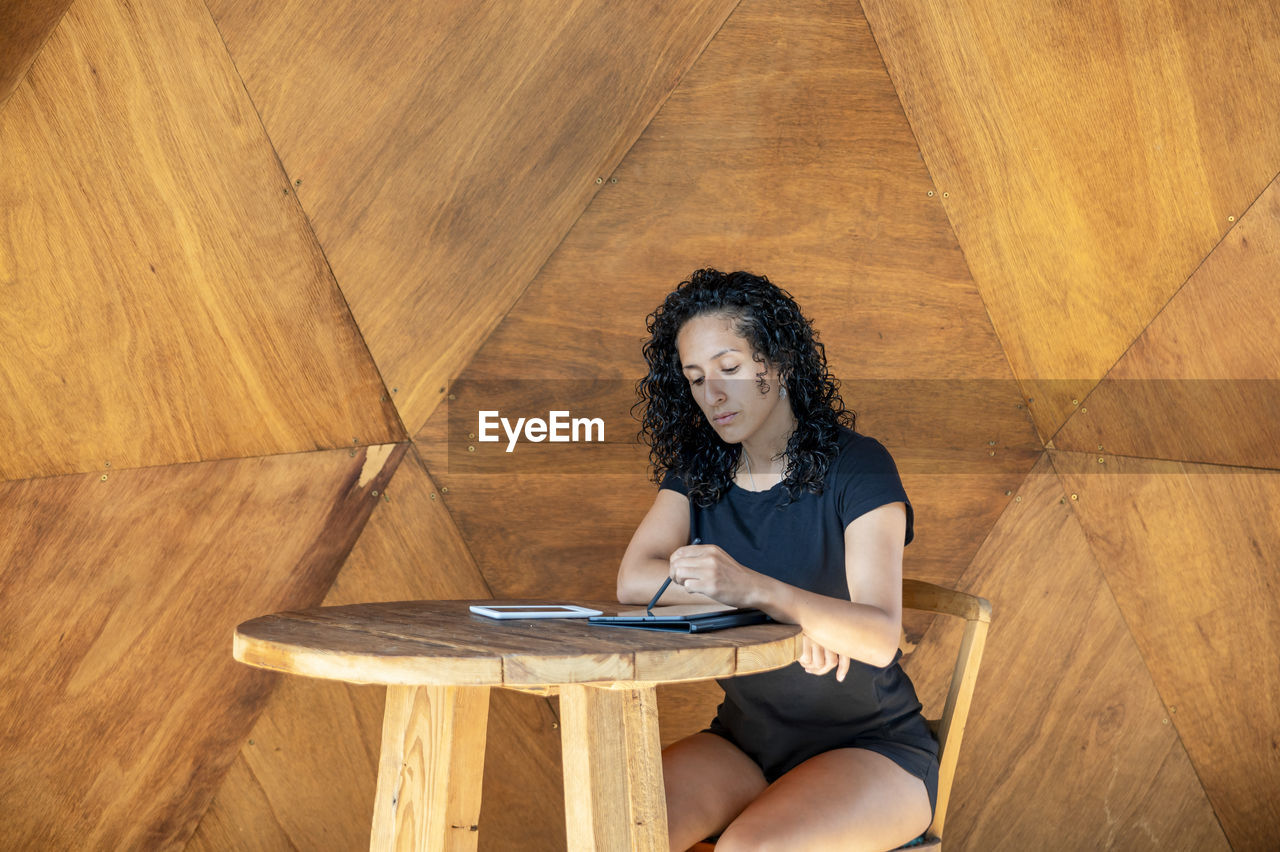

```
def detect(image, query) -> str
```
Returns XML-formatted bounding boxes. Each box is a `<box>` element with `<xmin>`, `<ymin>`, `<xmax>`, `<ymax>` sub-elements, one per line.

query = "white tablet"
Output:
<box><xmin>468</xmin><ymin>604</ymin><xmax>603</xmax><ymax>620</ymax></box>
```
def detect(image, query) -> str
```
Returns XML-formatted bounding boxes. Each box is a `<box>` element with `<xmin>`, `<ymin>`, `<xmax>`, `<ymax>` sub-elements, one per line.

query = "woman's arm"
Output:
<box><xmin>616</xmin><ymin>488</ymin><xmax>720</xmax><ymax>606</ymax></box>
<box><xmin>668</xmin><ymin>502</ymin><xmax>907</xmax><ymax>668</ymax></box>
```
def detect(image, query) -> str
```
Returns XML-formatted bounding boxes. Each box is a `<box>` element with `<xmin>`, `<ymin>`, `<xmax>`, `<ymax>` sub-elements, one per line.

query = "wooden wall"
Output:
<box><xmin>2</xmin><ymin>0</ymin><xmax>1276</xmax><ymax>848</ymax></box>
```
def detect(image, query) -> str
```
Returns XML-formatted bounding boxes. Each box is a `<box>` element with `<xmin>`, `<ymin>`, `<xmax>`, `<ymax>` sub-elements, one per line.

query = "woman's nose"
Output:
<box><xmin>703</xmin><ymin>378</ymin><xmax>727</xmax><ymax>405</ymax></box>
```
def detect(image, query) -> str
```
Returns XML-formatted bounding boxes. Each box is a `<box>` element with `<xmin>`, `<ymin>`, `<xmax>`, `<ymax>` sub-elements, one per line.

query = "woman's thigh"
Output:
<box><xmin>662</xmin><ymin>731</ymin><xmax>768</xmax><ymax>852</ymax></box>
<box><xmin>715</xmin><ymin>747</ymin><xmax>932</xmax><ymax>852</ymax></box>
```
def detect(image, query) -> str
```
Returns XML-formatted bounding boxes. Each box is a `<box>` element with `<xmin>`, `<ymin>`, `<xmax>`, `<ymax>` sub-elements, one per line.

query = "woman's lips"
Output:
<box><xmin>713</xmin><ymin>412</ymin><xmax>737</xmax><ymax>425</ymax></box>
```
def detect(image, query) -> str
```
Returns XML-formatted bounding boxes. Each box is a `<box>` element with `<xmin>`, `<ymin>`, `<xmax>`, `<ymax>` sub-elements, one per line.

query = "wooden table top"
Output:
<box><xmin>233</xmin><ymin>600</ymin><xmax>803</xmax><ymax>687</ymax></box>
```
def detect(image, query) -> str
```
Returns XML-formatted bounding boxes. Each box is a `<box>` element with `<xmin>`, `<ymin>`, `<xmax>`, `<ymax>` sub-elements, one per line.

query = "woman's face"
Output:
<box><xmin>675</xmin><ymin>312</ymin><xmax>792</xmax><ymax>446</ymax></box>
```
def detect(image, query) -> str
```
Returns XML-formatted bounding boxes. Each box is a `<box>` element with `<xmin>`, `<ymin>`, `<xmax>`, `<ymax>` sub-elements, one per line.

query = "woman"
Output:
<box><xmin>617</xmin><ymin>269</ymin><xmax>938</xmax><ymax>851</ymax></box>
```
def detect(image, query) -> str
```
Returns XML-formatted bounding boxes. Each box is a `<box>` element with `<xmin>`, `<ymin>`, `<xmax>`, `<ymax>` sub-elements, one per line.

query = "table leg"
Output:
<box><xmin>371</xmin><ymin>684</ymin><xmax>490</xmax><ymax>852</ymax></box>
<box><xmin>559</xmin><ymin>684</ymin><xmax>667</xmax><ymax>851</ymax></box>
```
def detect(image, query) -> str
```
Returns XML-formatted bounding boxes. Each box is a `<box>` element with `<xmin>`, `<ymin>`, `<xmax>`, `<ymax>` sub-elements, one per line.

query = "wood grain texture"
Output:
<box><xmin>0</xmin><ymin>0</ymin><xmax>73</xmax><ymax>110</ymax></box>
<box><xmin>862</xmin><ymin>0</ymin><xmax>1280</xmax><ymax>438</ymax></box>
<box><xmin>206</xmin><ymin>0</ymin><xmax>741</xmax><ymax>437</ymax></box>
<box><xmin>423</xmin><ymin>0</ymin><xmax>1037</xmax><ymax>620</ymax></box>
<box><xmin>235</xmin><ymin>599</ymin><xmax>801</xmax><ymax>687</ymax></box>
<box><xmin>192</xmin><ymin>449</ymin><xmax>568</xmax><ymax>852</ymax></box>
<box><xmin>370</xmin><ymin>685</ymin><xmax>489</xmax><ymax>852</ymax></box>
<box><xmin>559</xmin><ymin>685</ymin><xmax>667</xmax><ymax>852</ymax></box>
<box><xmin>0</xmin><ymin>444</ymin><xmax>403</xmax><ymax>850</ymax></box>
<box><xmin>900</xmin><ymin>457</ymin><xmax>1228</xmax><ymax>850</ymax></box>
<box><xmin>1057</xmin><ymin>174</ymin><xmax>1280</xmax><ymax>469</ymax></box>
<box><xmin>1055</xmin><ymin>450</ymin><xmax>1280</xmax><ymax>849</ymax></box>
<box><xmin>0</xmin><ymin>0</ymin><xmax>403</xmax><ymax>481</ymax></box>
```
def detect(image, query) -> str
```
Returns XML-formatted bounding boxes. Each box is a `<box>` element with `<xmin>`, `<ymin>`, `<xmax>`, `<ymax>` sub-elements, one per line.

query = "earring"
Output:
<box><xmin>779</xmin><ymin>386</ymin><xmax>786</xmax><ymax>399</ymax></box>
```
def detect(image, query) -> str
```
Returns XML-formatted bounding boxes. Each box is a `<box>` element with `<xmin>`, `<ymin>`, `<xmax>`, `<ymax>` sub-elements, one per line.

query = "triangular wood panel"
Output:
<box><xmin>0</xmin><ymin>0</ymin><xmax>402</xmax><ymax>482</ymax></box>
<box><xmin>1057</xmin><ymin>174</ymin><xmax>1280</xmax><ymax>469</ymax></box>
<box><xmin>901</xmin><ymin>457</ymin><xmax>1227</xmax><ymax>849</ymax></box>
<box><xmin>0</xmin><ymin>0</ymin><xmax>73</xmax><ymax>110</ymax></box>
<box><xmin>0</xmin><ymin>445</ymin><xmax>402</xmax><ymax>849</ymax></box>
<box><xmin>862</xmin><ymin>0</ymin><xmax>1280</xmax><ymax>439</ymax></box>
<box><xmin>206</xmin><ymin>0</ymin><xmax>742</xmax><ymax>438</ymax></box>
<box><xmin>192</xmin><ymin>448</ymin><xmax>566</xmax><ymax>851</ymax></box>
<box><xmin>1055</xmin><ymin>450</ymin><xmax>1280</xmax><ymax>850</ymax></box>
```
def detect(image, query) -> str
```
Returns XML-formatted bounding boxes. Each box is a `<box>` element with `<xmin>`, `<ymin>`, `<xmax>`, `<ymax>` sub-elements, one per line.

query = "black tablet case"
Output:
<box><xmin>588</xmin><ymin>608</ymin><xmax>771</xmax><ymax>633</ymax></box>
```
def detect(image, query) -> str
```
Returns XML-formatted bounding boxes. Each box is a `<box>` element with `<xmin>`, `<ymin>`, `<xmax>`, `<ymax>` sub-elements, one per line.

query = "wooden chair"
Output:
<box><xmin>689</xmin><ymin>579</ymin><xmax>991</xmax><ymax>852</ymax></box>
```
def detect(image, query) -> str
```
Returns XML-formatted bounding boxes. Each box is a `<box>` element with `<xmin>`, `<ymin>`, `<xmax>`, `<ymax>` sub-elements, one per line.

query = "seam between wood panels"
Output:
<box><xmin>1045</xmin><ymin>451</ymin><xmax>1232</xmax><ymax>847</ymax></box>
<box><xmin>197</xmin><ymin>0</ymin><xmax>411</xmax><ymax>447</ymax></box>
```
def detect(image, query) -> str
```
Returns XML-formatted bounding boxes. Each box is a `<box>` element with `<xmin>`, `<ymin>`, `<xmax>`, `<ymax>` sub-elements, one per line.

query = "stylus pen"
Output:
<box><xmin>647</xmin><ymin>537</ymin><xmax>701</xmax><ymax>616</ymax></box>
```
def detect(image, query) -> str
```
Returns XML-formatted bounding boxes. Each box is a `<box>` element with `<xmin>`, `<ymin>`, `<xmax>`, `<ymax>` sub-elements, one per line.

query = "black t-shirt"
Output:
<box><xmin>659</xmin><ymin>428</ymin><xmax>934</xmax><ymax>773</ymax></box>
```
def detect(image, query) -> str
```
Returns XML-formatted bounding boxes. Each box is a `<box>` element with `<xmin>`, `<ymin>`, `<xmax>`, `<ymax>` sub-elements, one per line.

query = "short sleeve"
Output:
<box><xmin>659</xmin><ymin>469</ymin><xmax>689</xmax><ymax>496</ymax></box>
<box><xmin>835</xmin><ymin>436</ymin><xmax>914</xmax><ymax>545</ymax></box>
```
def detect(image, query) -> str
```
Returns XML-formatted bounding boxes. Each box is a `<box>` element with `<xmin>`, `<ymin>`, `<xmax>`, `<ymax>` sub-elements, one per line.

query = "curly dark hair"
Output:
<box><xmin>635</xmin><ymin>268</ymin><xmax>854</xmax><ymax>506</ymax></box>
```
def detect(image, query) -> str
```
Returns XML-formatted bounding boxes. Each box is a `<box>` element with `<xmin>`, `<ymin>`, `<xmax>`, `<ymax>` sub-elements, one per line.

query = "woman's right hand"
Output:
<box><xmin>798</xmin><ymin>634</ymin><xmax>851</xmax><ymax>682</ymax></box>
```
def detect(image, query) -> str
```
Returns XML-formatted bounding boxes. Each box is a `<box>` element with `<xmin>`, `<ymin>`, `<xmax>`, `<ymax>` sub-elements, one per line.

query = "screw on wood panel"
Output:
<box><xmin>1072</xmin><ymin>399</ymin><xmax>1079</xmax><ymax>406</ymax></box>
<box><xmin>283</xmin><ymin>188</ymin><xmax>289</xmax><ymax>194</ymax></box>
<box><xmin>1015</xmin><ymin>403</ymin><xmax>1024</xmax><ymax>409</ymax></box>
<box><xmin>441</xmin><ymin>487</ymin><xmax>449</xmax><ymax>494</ymax></box>
<box><xmin>989</xmin><ymin>450</ymin><xmax>995</xmax><ymax>456</ymax></box>
<box><xmin>610</xmin><ymin>177</ymin><xmax>618</xmax><ymax>184</ymax></box>
<box><xmin>100</xmin><ymin>474</ymin><xmax>108</xmax><ymax>481</ymax></box>
<box><xmin>248</xmin><ymin>739</ymin><xmax>255</xmax><ymax>745</ymax></box>
<box><xmin>1170</xmin><ymin>706</ymin><xmax>1177</xmax><ymax>713</ymax></box>
<box><xmin>1098</xmin><ymin>457</ymin><xmax>1105</xmax><ymax>464</ymax></box>
<box><xmin>1070</xmin><ymin>493</ymin><xmax>1078</xmax><ymax>501</ymax></box>
<box><xmin>372</xmin><ymin>490</ymin><xmax>379</xmax><ymax>497</ymax></box>
<box><xmin>469</xmin><ymin>433</ymin><xmax>476</xmax><ymax>440</ymax></box>
<box><xmin>596</xmin><ymin>177</ymin><xmax>603</xmax><ymax>184</ymax></box>
<box><xmin>927</xmin><ymin>190</ymin><xmax>935</xmax><ymax>197</ymax></box>
<box><xmin>988</xmin><ymin>440</ymin><xmax>996</xmax><ymax>446</ymax></box>
<box><xmin>394</xmin><ymin>388</ymin><xmax>399</xmax><ymax>393</ymax></box>
<box><xmin>468</xmin><ymin>446</ymin><xmax>476</xmax><ymax>453</ymax></box>
<box><xmin>1098</xmin><ymin>445</ymin><xmax>1104</xmax><ymax>451</ymax></box>
<box><xmin>104</xmin><ymin>461</ymin><xmax>111</xmax><ymax>467</ymax></box>
<box><xmin>430</xmin><ymin>493</ymin><xmax>438</xmax><ymax>501</ymax></box>
<box><xmin>942</xmin><ymin>192</ymin><xmax>949</xmax><ymax>198</ymax></box>
<box><xmin>1027</xmin><ymin>397</ymin><xmax>1034</xmax><ymax>403</ymax></box>
<box><xmin>1081</xmin><ymin>407</ymin><xmax>1087</xmax><ymax>413</ymax></box>
<box><xmin>1005</xmin><ymin>490</ymin><xmax>1012</xmax><ymax>496</ymax></box>
<box><xmin>449</xmin><ymin>394</ymin><xmax>456</xmax><ymax>401</ymax></box>
<box><xmin>1014</xmin><ymin>495</ymin><xmax>1022</xmax><ymax>503</ymax></box>
<box><xmin>1059</xmin><ymin>498</ymin><xmax>1065</xmax><ymax>504</ymax></box>
<box><xmin>350</xmin><ymin>449</ymin><xmax>357</xmax><ymax>457</ymax></box>
<box><xmin>295</xmin><ymin>179</ymin><xmax>302</xmax><ymax>186</ymax></box>
<box><xmin>1228</xmin><ymin>216</ymin><xmax>1235</xmax><ymax>222</ymax></box>
<box><xmin>1162</xmin><ymin>718</ymin><xmax>1169</xmax><ymax>725</ymax></box>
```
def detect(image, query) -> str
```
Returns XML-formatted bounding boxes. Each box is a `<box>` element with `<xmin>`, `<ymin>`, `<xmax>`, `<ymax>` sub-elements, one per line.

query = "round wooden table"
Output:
<box><xmin>233</xmin><ymin>600</ymin><xmax>802</xmax><ymax>851</ymax></box>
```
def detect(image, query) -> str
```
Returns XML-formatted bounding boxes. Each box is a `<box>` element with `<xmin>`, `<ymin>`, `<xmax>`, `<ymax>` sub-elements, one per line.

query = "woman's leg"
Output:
<box><xmin>662</xmin><ymin>732</ymin><xmax>769</xmax><ymax>852</ymax></box>
<box><xmin>715</xmin><ymin>747</ymin><xmax>932</xmax><ymax>852</ymax></box>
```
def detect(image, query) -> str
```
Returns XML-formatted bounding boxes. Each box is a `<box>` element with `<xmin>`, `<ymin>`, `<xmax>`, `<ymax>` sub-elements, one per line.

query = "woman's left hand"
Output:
<box><xmin>668</xmin><ymin>543</ymin><xmax>766</xmax><ymax>609</ymax></box>
<box><xmin>798</xmin><ymin>635</ymin><xmax>851</xmax><ymax>682</ymax></box>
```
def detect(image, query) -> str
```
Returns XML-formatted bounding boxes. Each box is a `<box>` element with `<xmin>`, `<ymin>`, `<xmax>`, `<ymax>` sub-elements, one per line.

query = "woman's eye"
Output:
<box><xmin>691</xmin><ymin>377</ymin><xmax>704</xmax><ymax>386</ymax></box>
<box><xmin>723</xmin><ymin>365</ymin><xmax>739</xmax><ymax>374</ymax></box>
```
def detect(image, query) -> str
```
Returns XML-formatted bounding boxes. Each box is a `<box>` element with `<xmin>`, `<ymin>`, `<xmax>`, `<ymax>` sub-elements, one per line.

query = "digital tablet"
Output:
<box><xmin>468</xmin><ymin>604</ymin><xmax>602</xmax><ymax>620</ymax></box>
<box><xmin>589</xmin><ymin>607</ymin><xmax>771</xmax><ymax>633</ymax></box>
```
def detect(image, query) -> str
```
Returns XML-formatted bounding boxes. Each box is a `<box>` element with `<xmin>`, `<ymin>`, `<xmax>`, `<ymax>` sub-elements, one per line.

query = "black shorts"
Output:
<box><xmin>704</xmin><ymin>710</ymin><xmax>940</xmax><ymax>821</ymax></box>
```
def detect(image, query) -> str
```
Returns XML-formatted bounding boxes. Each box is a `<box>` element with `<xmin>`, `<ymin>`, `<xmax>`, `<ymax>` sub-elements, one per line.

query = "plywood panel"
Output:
<box><xmin>900</xmin><ymin>457</ymin><xmax>1226</xmax><ymax>850</ymax></box>
<box><xmin>425</xmin><ymin>0</ymin><xmax>1038</xmax><ymax>611</ymax></box>
<box><xmin>1056</xmin><ymin>450</ymin><xmax>1280</xmax><ymax>849</ymax></box>
<box><xmin>192</xmin><ymin>448</ymin><xmax>567</xmax><ymax>852</ymax></box>
<box><xmin>0</xmin><ymin>444</ymin><xmax>403</xmax><ymax>850</ymax></box>
<box><xmin>0</xmin><ymin>0</ymin><xmax>73</xmax><ymax>110</ymax></box>
<box><xmin>206</xmin><ymin>0</ymin><xmax>742</xmax><ymax>437</ymax></box>
<box><xmin>862</xmin><ymin>0</ymin><xmax>1280</xmax><ymax>438</ymax></box>
<box><xmin>0</xmin><ymin>0</ymin><xmax>403</xmax><ymax>482</ymax></box>
<box><xmin>1057</xmin><ymin>174</ymin><xmax>1280</xmax><ymax>469</ymax></box>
